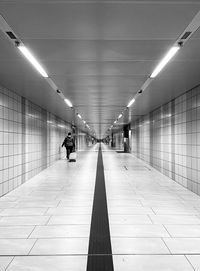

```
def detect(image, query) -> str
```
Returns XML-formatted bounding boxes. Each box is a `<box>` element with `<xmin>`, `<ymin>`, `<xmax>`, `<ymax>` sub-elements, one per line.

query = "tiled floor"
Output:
<box><xmin>0</xmin><ymin>145</ymin><xmax>98</xmax><ymax>271</ymax></box>
<box><xmin>102</xmin><ymin>144</ymin><xmax>200</xmax><ymax>270</ymax></box>
<box><xmin>1</xmin><ymin>144</ymin><xmax>200</xmax><ymax>270</ymax></box>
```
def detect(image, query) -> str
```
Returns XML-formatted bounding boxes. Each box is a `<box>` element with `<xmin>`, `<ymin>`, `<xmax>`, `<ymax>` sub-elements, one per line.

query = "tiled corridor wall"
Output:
<box><xmin>0</xmin><ymin>85</ymin><xmax>71</xmax><ymax>197</ymax></box>
<box><xmin>131</xmin><ymin>85</ymin><xmax>200</xmax><ymax>195</ymax></box>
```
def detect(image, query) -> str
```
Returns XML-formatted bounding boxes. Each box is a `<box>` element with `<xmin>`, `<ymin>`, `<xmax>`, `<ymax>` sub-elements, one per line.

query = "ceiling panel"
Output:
<box><xmin>0</xmin><ymin>3</ymin><xmax>199</xmax><ymax>39</ymax></box>
<box><xmin>17</xmin><ymin>40</ymin><xmax>175</xmax><ymax>61</ymax></box>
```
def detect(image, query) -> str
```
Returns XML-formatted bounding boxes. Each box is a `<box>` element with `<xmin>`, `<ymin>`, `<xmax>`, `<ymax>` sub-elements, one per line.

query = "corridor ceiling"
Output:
<box><xmin>0</xmin><ymin>1</ymin><xmax>200</xmax><ymax>138</ymax></box>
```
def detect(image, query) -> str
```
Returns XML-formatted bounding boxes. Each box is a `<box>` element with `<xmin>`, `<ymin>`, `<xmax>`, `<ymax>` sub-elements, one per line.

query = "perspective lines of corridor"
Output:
<box><xmin>1</xmin><ymin>144</ymin><xmax>200</xmax><ymax>270</ymax></box>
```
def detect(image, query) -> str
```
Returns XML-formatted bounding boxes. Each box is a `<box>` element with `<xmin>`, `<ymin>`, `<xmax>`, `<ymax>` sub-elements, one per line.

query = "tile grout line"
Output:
<box><xmin>45</xmin><ymin>215</ymin><xmax>52</xmax><ymax>225</ymax></box>
<box><xmin>4</xmin><ymin>256</ymin><xmax>15</xmax><ymax>271</ymax></box>
<box><xmin>27</xmin><ymin>238</ymin><xmax>38</xmax><ymax>255</ymax></box>
<box><xmin>147</xmin><ymin>214</ymin><xmax>154</xmax><ymax>224</ymax></box>
<box><xmin>163</xmin><ymin>224</ymin><xmax>173</xmax><ymax>238</ymax></box>
<box><xmin>44</xmin><ymin>207</ymin><xmax>50</xmax><ymax>215</ymax></box>
<box><xmin>185</xmin><ymin>255</ymin><xmax>196</xmax><ymax>271</ymax></box>
<box><xmin>27</xmin><ymin>225</ymin><xmax>36</xmax><ymax>239</ymax></box>
<box><xmin>161</xmin><ymin>237</ymin><xmax>172</xmax><ymax>255</ymax></box>
<box><xmin>150</xmin><ymin>207</ymin><xmax>157</xmax><ymax>215</ymax></box>
<box><xmin>2</xmin><ymin>253</ymin><xmax>200</xmax><ymax>257</ymax></box>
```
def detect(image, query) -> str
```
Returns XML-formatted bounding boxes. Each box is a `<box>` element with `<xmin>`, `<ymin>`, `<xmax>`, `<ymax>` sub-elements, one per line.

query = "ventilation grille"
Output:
<box><xmin>6</xmin><ymin>31</ymin><xmax>17</xmax><ymax>40</ymax></box>
<box><xmin>181</xmin><ymin>31</ymin><xmax>192</xmax><ymax>40</ymax></box>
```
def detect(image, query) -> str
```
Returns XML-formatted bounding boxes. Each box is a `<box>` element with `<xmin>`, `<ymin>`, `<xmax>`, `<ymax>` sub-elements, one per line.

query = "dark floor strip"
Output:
<box><xmin>86</xmin><ymin>145</ymin><xmax>114</xmax><ymax>271</ymax></box>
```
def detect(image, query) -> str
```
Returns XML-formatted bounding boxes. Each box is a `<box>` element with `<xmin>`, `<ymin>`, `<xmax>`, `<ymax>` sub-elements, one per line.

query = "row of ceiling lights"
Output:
<box><xmin>109</xmin><ymin>10</ymin><xmax>200</xmax><ymax>134</ymax></box>
<box><xmin>19</xmin><ymin>43</ymin><xmax>94</xmax><ymax>134</ymax></box>
<box><xmin>109</xmin><ymin>45</ymin><xmax>180</xmax><ymax>131</ymax></box>
<box><xmin>0</xmin><ymin>15</ymin><xmax>94</xmax><ymax>135</ymax></box>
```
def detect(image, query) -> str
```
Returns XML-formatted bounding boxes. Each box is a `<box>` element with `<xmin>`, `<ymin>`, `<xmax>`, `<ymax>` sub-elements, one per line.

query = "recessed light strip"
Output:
<box><xmin>18</xmin><ymin>44</ymin><xmax>48</xmax><ymax>78</ymax></box>
<box><xmin>150</xmin><ymin>46</ymin><xmax>180</xmax><ymax>79</ymax></box>
<box><xmin>64</xmin><ymin>99</ymin><xmax>73</xmax><ymax>108</ymax></box>
<box><xmin>127</xmin><ymin>98</ymin><xmax>135</xmax><ymax>108</ymax></box>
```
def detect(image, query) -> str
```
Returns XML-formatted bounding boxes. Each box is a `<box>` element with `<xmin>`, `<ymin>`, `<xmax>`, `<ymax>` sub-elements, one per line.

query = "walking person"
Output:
<box><xmin>62</xmin><ymin>132</ymin><xmax>75</xmax><ymax>160</ymax></box>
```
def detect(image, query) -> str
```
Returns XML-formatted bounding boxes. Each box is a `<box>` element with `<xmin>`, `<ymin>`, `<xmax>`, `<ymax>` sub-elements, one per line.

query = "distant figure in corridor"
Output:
<box><xmin>62</xmin><ymin>132</ymin><xmax>75</xmax><ymax>160</ymax></box>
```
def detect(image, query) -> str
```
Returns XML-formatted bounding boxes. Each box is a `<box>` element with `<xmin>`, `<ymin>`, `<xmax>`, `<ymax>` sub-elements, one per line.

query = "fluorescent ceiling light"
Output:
<box><xmin>114</xmin><ymin>120</ymin><xmax>117</xmax><ymax>124</ymax></box>
<box><xmin>64</xmin><ymin>99</ymin><xmax>73</xmax><ymax>108</ymax></box>
<box><xmin>83</xmin><ymin>120</ymin><xmax>86</xmax><ymax>124</ymax></box>
<box><xmin>118</xmin><ymin>113</ymin><xmax>122</xmax><ymax>119</ymax></box>
<box><xmin>150</xmin><ymin>46</ymin><xmax>180</xmax><ymax>78</ymax></box>
<box><xmin>77</xmin><ymin>114</ymin><xmax>82</xmax><ymax>119</ymax></box>
<box><xmin>18</xmin><ymin>45</ymin><xmax>48</xmax><ymax>78</ymax></box>
<box><xmin>127</xmin><ymin>98</ymin><xmax>135</xmax><ymax>108</ymax></box>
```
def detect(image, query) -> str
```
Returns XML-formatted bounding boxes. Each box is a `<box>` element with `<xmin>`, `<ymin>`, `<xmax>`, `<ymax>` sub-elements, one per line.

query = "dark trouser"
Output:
<box><xmin>66</xmin><ymin>146</ymin><xmax>73</xmax><ymax>159</ymax></box>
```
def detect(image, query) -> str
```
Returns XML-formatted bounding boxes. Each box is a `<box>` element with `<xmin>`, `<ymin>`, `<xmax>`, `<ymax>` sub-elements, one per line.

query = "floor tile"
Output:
<box><xmin>112</xmin><ymin>238</ymin><xmax>170</xmax><ymax>254</ymax></box>
<box><xmin>0</xmin><ymin>202</ymin><xmax>17</xmax><ymax>209</ymax></box>
<box><xmin>109</xmin><ymin>214</ymin><xmax>152</xmax><ymax>225</ymax></box>
<box><xmin>108</xmin><ymin>206</ymin><xmax>154</xmax><ymax>215</ymax></box>
<box><xmin>0</xmin><ymin>197</ymin><xmax>17</xmax><ymax>202</ymax></box>
<box><xmin>140</xmin><ymin>200</ymin><xmax>185</xmax><ymax>207</ymax></box>
<box><xmin>164</xmin><ymin>238</ymin><xmax>200</xmax><ymax>254</ymax></box>
<box><xmin>113</xmin><ymin>255</ymin><xmax>194</xmax><ymax>271</ymax></box>
<box><xmin>152</xmin><ymin>207</ymin><xmax>198</xmax><ymax>215</ymax></box>
<box><xmin>0</xmin><ymin>208</ymin><xmax>47</xmax><ymax>216</ymax></box>
<box><xmin>30</xmin><ymin>238</ymin><xmax>88</xmax><ymax>255</ymax></box>
<box><xmin>110</xmin><ymin>225</ymin><xmax>170</xmax><ymax>237</ymax></box>
<box><xmin>6</xmin><ymin>256</ymin><xmax>87</xmax><ymax>271</ymax></box>
<box><xmin>0</xmin><ymin>226</ymin><xmax>34</xmax><ymax>238</ymax></box>
<box><xmin>48</xmin><ymin>215</ymin><xmax>91</xmax><ymax>225</ymax></box>
<box><xmin>0</xmin><ymin>216</ymin><xmax>50</xmax><ymax>226</ymax></box>
<box><xmin>149</xmin><ymin>215</ymin><xmax>200</xmax><ymax>224</ymax></box>
<box><xmin>0</xmin><ymin>239</ymin><xmax>36</xmax><ymax>255</ymax></box>
<box><xmin>58</xmin><ymin>201</ymin><xmax>92</xmax><ymax>207</ymax></box>
<box><xmin>166</xmin><ymin>225</ymin><xmax>200</xmax><ymax>237</ymax></box>
<box><xmin>46</xmin><ymin>207</ymin><xmax>92</xmax><ymax>215</ymax></box>
<box><xmin>15</xmin><ymin>201</ymin><xmax>59</xmax><ymax>208</ymax></box>
<box><xmin>30</xmin><ymin>225</ymin><xmax>90</xmax><ymax>238</ymax></box>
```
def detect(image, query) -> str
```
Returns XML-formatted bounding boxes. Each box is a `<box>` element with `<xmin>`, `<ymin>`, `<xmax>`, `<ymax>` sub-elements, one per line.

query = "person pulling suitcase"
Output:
<box><xmin>62</xmin><ymin>132</ymin><xmax>75</xmax><ymax>160</ymax></box>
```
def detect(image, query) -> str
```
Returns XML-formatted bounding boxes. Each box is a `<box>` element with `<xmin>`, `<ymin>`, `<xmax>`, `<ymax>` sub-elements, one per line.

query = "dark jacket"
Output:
<box><xmin>62</xmin><ymin>136</ymin><xmax>75</xmax><ymax>148</ymax></box>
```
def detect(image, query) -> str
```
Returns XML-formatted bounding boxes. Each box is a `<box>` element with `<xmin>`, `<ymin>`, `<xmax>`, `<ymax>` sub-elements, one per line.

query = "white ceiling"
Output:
<box><xmin>0</xmin><ymin>0</ymin><xmax>200</xmax><ymax>137</ymax></box>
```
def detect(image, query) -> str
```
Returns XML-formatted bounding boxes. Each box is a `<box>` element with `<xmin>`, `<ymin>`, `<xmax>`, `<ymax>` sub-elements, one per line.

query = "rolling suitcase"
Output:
<box><xmin>69</xmin><ymin>152</ymin><xmax>77</xmax><ymax>162</ymax></box>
